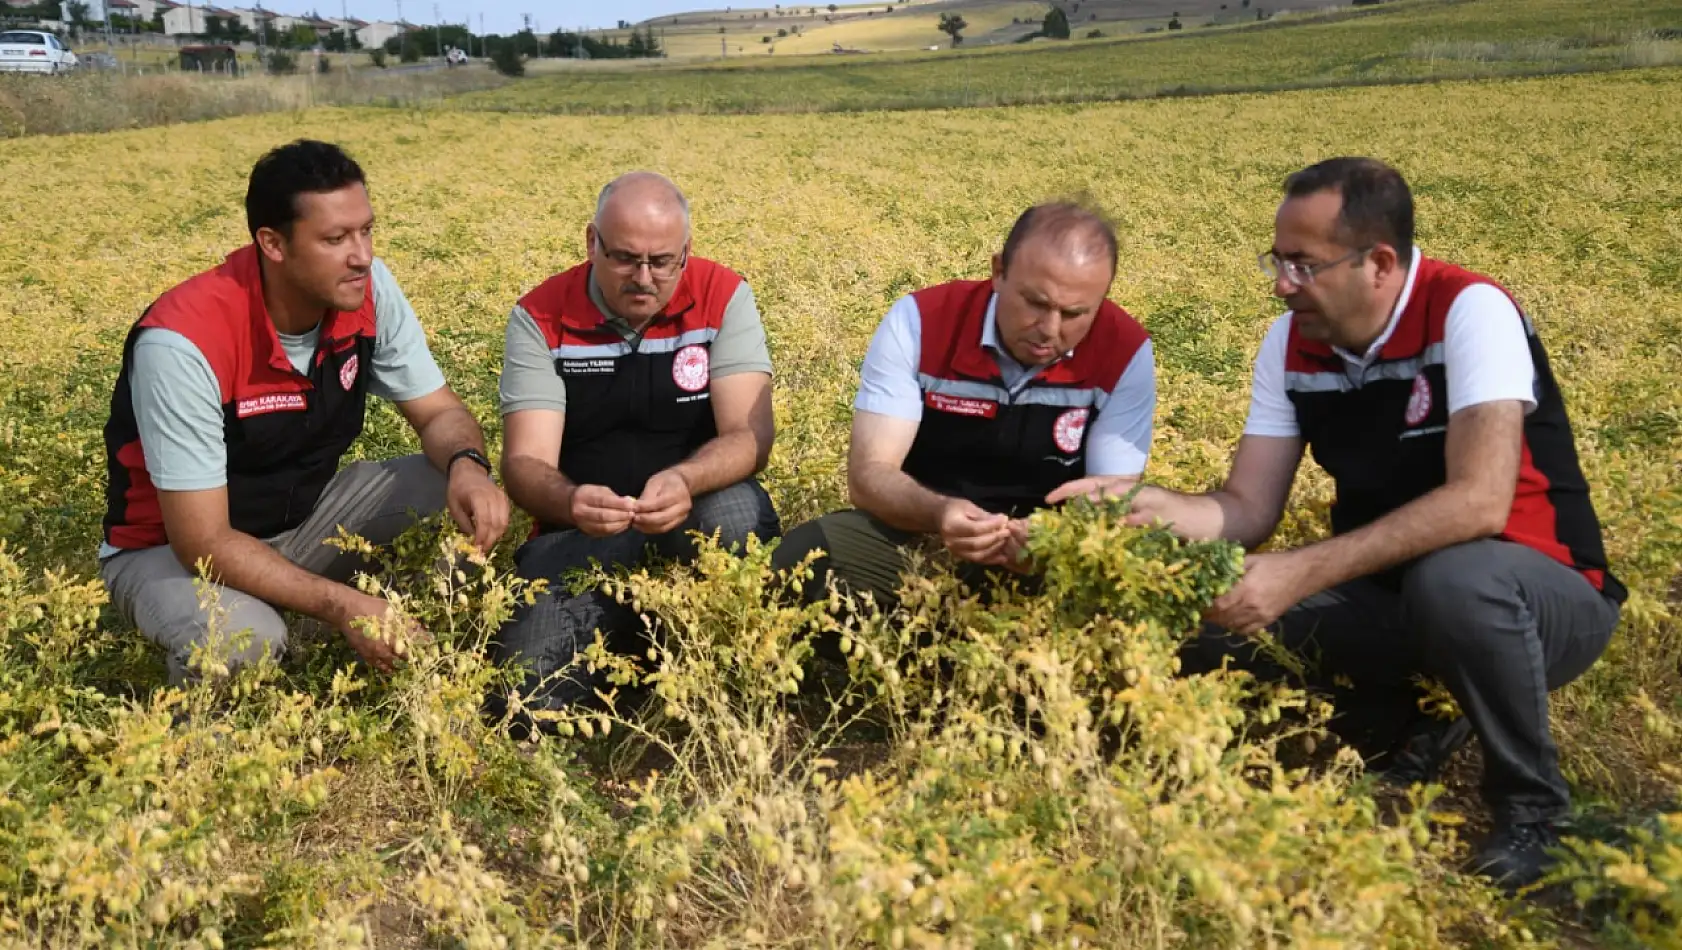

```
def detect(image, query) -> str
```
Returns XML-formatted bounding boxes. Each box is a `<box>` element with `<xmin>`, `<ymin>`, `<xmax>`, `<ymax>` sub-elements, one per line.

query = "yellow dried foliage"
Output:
<box><xmin>0</xmin><ymin>65</ymin><xmax>1678</xmax><ymax>946</ymax></box>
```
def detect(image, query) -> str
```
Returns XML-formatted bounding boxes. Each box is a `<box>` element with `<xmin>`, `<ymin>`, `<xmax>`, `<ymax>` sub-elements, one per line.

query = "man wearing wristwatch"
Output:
<box><xmin>100</xmin><ymin>140</ymin><xmax>510</xmax><ymax>683</ymax></box>
<box><xmin>492</xmin><ymin>171</ymin><xmax>778</xmax><ymax>714</ymax></box>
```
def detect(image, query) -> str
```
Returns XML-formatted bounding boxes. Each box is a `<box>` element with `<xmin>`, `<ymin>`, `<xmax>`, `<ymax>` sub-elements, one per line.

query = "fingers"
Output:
<box><xmin>573</xmin><ymin>485</ymin><xmax>637</xmax><ymax>537</ymax></box>
<box><xmin>469</xmin><ymin>490</ymin><xmax>510</xmax><ymax>553</ymax></box>
<box><xmin>1044</xmin><ymin>478</ymin><xmax>1096</xmax><ymax>505</ymax></box>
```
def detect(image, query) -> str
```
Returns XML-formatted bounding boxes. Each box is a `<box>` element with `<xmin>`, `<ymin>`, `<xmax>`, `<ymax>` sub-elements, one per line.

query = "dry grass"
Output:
<box><xmin>0</xmin><ymin>66</ymin><xmax>507</xmax><ymax>138</ymax></box>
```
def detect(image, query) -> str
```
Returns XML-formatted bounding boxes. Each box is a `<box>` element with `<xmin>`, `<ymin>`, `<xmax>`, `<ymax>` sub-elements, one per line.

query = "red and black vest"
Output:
<box><xmin>519</xmin><ymin>259</ymin><xmax>743</xmax><ymax>530</ymax></box>
<box><xmin>102</xmin><ymin>245</ymin><xmax>377</xmax><ymax>550</ymax></box>
<box><xmin>902</xmin><ymin>279</ymin><xmax>1151</xmax><ymax>518</ymax></box>
<box><xmin>1283</xmin><ymin>256</ymin><xmax>1624</xmax><ymax>602</ymax></box>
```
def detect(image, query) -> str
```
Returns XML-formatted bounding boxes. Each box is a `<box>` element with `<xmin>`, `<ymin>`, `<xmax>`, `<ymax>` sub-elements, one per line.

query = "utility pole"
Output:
<box><xmin>432</xmin><ymin>2</ymin><xmax>440</xmax><ymax>58</ymax></box>
<box><xmin>478</xmin><ymin>12</ymin><xmax>484</xmax><ymax>58</ymax></box>
<box><xmin>395</xmin><ymin>0</ymin><xmax>405</xmax><ymax>59</ymax></box>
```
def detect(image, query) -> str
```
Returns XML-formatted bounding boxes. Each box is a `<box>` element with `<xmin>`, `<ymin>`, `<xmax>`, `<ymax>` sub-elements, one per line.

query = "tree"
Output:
<box><xmin>937</xmin><ymin>11</ymin><xmax>965</xmax><ymax>47</ymax></box>
<box><xmin>1043</xmin><ymin>5</ymin><xmax>1070</xmax><ymax>39</ymax></box>
<box><xmin>627</xmin><ymin>26</ymin><xmax>647</xmax><ymax>56</ymax></box>
<box><xmin>490</xmin><ymin>41</ymin><xmax>523</xmax><ymax>75</ymax></box>
<box><xmin>1168</xmin><ymin>17</ymin><xmax>1182</xmax><ymax>29</ymax></box>
<box><xmin>64</xmin><ymin>1</ymin><xmax>89</xmax><ymax>39</ymax></box>
<box><xmin>827</xmin><ymin>3</ymin><xmax>836</xmax><ymax>10</ymax></box>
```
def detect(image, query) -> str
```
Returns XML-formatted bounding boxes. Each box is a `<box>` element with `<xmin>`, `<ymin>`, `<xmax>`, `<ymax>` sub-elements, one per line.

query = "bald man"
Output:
<box><xmin>491</xmin><ymin>172</ymin><xmax>778</xmax><ymax>717</ymax></box>
<box><xmin>771</xmin><ymin>202</ymin><xmax>1155</xmax><ymax>603</ymax></box>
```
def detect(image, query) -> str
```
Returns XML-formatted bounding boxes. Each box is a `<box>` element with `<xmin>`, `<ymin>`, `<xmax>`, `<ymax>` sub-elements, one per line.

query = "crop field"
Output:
<box><xmin>1</xmin><ymin>18</ymin><xmax>1680</xmax><ymax>950</ymax></box>
<box><xmin>453</xmin><ymin>0</ymin><xmax>1682</xmax><ymax>114</ymax></box>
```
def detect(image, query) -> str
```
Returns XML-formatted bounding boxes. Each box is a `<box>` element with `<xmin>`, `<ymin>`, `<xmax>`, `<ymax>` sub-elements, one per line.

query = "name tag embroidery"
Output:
<box><xmin>561</xmin><ymin>358</ymin><xmax>618</xmax><ymax>375</ymax></box>
<box><xmin>925</xmin><ymin>392</ymin><xmax>998</xmax><ymax>419</ymax></box>
<box><xmin>236</xmin><ymin>392</ymin><xmax>308</xmax><ymax>418</ymax></box>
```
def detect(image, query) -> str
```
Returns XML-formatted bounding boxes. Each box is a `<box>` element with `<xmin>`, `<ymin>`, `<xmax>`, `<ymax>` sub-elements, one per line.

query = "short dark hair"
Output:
<box><xmin>1283</xmin><ymin>157</ymin><xmax>1414</xmax><ymax>265</ymax></box>
<box><xmin>1000</xmin><ymin>200</ymin><xmax>1119</xmax><ymax>278</ymax></box>
<box><xmin>244</xmin><ymin>139</ymin><xmax>366</xmax><ymax>239</ymax></box>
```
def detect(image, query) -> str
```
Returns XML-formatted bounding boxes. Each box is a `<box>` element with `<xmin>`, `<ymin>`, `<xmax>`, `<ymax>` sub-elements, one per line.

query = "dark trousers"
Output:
<box><xmin>770</xmin><ymin>508</ymin><xmax>1012</xmax><ymax>606</ymax></box>
<box><xmin>1184</xmin><ymin>539</ymin><xmax>1618</xmax><ymax>824</ymax></box>
<box><xmin>491</xmin><ymin>479</ymin><xmax>781</xmax><ymax>712</ymax></box>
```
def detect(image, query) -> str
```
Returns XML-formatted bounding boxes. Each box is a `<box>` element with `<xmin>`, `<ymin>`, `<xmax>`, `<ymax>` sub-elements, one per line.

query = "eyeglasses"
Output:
<box><xmin>1258</xmin><ymin>246</ymin><xmax>1370</xmax><ymax>287</ymax></box>
<box><xmin>595</xmin><ymin>235</ymin><xmax>688</xmax><ymax>281</ymax></box>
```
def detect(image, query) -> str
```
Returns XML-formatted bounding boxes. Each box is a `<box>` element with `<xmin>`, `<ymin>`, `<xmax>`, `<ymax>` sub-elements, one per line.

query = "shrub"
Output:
<box><xmin>368</xmin><ymin>48</ymin><xmax>387</xmax><ymax>68</ymax></box>
<box><xmin>490</xmin><ymin>43</ymin><xmax>524</xmax><ymax>77</ymax></box>
<box><xmin>400</xmin><ymin>44</ymin><xmax>420</xmax><ymax>64</ymax></box>
<box><xmin>266</xmin><ymin>50</ymin><xmax>295</xmax><ymax>74</ymax></box>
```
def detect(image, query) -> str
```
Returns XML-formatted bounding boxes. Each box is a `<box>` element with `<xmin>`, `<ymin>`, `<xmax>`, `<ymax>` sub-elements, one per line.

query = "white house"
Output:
<box><xmin>225</xmin><ymin>5</ymin><xmax>274</xmax><ymax>34</ymax></box>
<box><xmin>161</xmin><ymin>3</ymin><xmax>239</xmax><ymax>35</ymax></box>
<box><xmin>127</xmin><ymin>0</ymin><xmax>174</xmax><ymax>22</ymax></box>
<box><xmin>355</xmin><ymin>19</ymin><xmax>411</xmax><ymax>51</ymax></box>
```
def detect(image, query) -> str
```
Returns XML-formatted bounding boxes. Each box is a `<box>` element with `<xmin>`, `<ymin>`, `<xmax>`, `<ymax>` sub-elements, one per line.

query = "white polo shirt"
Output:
<box><xmin>1244</xmin><ymin>249</ymin><xmax>1539</xmax><ymax>438</ymax></box>
<box><xmin>855</xmin><ymin>292</ymin><xmax>1156</xmax><ymax>476</ymax></box>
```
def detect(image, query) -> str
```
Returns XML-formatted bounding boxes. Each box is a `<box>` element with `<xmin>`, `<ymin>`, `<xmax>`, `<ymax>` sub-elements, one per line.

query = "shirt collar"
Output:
<box><xmin>586</xmin><ymin>270</ymin><xmax>636</xmax><ymax>337</ymax></box>
<box><xmin>1332</xmin><ymin>245</ymin><xmax>1422</xmax><ymax>367</ymax></box>
<box><xmin>980</xmin><ymin>292</ymin><xmax>1075</xmax><ymax>362</ymax></box>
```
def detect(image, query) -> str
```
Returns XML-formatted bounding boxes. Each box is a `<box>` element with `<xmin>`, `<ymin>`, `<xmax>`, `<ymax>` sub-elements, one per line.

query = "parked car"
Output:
<box><xmin>0</xmin><ymin>30</ymin><xmax>78</xmax><ymax>75</ymax></box>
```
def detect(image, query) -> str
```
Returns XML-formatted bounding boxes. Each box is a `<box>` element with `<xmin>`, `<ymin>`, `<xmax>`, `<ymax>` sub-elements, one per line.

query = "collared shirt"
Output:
<box><xmin>96</xmin><ymin>258</ymin><xmax>445</xmax><ymax>558</ymax></box>
<box><xmin>855</xmin><ymin>291</ymin><xmax>1156</xmax><ymax>477</ymax></box>
<box><xmin>500</xmin><ymin>271</ymin><xmax>771</xmax><ymax>415</ymax></box>
<box><xmin>1243</xmin><ymin>247</ymin><xmax>1538</xmax><ymax>438</ymax></box>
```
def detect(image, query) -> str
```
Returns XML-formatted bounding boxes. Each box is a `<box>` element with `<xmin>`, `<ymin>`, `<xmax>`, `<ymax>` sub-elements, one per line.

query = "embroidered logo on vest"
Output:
<box><xmin>672</xmin><ymin>344</ymin><xmax>710</xmax><ymax>393</ymax></box>
<box><xmin>1053</xmin><ymin>407</ymin><xmax>1089</xmax><ymax>453</ymax></box>
<box><xmin>1404</xmin><ymin>372</ymin><xmax>1432</xmax><ymax>426</ymax></box>
<box><xmin>926</xmin><ymin>392</ymin><xmax>998</xmax><ymax>418</ymax></box>
<box><xmin>237</xmin><ymin>392</ymin><xmax>308</xmax><ymax>418</ymax></box>
<box><xmin>340</xmin><ymin>353</ymin><xmax>360</xmax><ymax>391</ymax></box>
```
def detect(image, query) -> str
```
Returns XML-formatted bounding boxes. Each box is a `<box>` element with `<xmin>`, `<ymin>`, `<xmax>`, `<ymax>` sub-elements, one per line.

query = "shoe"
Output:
<box><xmin>1374</xmin><ymin>715</ymin><xmax>1473</xmax><ymax>787</ymax></box>
<box><xmin>1467</xmin><ymin>820</ymin><xmax>1561</xmax><ymax>892</ymax></box>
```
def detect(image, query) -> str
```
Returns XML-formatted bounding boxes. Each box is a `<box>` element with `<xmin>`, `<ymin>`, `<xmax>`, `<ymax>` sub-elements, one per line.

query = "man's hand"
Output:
<box><xmin>447</xmin><ymin>462</ymin><xmax>510</xmax><ymax>554</ymax></box>
<box><xmin>997</xmin><ymin>518</ymin><xmax>1036</xmax><ymax>574</ymax></box>
<box><xmin>1124</xmin><ymin>485</ymin><xmax>1175</xmax><ymax>528</ymax></box>
<box><xmin>1046</xmin><ymin>475</ymin><xmax>1138</xmax><ymax>506</ymax></box>
<box><xmin>570</xmin><ymin>484</ymin><xmax>638</xmax><ymax>538</ymax></box>
<box><xmin>332</xmin><ymin>590</ymin><xmax>429</xmax><ymax>674</ymax></box>
<box><xmin>633</xmin><ymin>470</ymin><xmax>694</xmax><ymax>536</ymax></box>
<box><xmin>939</xmin><ymin>499</ymin><xmax>1011</xmax><ymax>565</ymax></box>
<box><xmin>1203</xmin><ymin>550</ymin><xmax>1315</xmax><ymax>636</ymax></box>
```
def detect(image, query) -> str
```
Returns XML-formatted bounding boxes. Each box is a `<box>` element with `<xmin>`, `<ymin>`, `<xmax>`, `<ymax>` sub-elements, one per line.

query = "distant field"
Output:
<box><xmin>452</xmin><ymin>0</ymin><xmax>1682</xmax><ymax>114</ymax></box>
<box><xmin>598</xmin><ymin>0</ymin><xmax>1349</xmax><ymax>59</ymax></box>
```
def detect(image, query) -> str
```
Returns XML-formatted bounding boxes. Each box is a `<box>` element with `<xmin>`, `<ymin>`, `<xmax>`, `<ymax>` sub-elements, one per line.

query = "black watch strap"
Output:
<box><xmin>448</xmin><ymin>447</ymin><xmax>494</xmax><ymax>479</ymax></box>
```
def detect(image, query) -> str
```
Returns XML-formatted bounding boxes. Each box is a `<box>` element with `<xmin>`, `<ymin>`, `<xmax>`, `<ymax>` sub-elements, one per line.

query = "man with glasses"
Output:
<box><xmin>1128</xmin><ymin>157</ymin><xmax>1622</xmax><ymax>890</ymax></box>
<box><xmin>770</xmin><ymin>200</ymin><xmax>1154</xmax><ymax>605</ymax></box>
<box><xmin>492</xmin><ymin>171</ymin><xmax>778</xmax><ymax>717</ymax></box>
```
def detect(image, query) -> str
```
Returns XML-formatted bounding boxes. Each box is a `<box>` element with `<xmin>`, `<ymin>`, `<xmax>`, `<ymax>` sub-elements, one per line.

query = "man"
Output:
<box><xmin>771</xmin><ymin>202</ymin><xmax>1155</xmax><ymax>602</ymax></box>
<box><xmin>493</xmin><ymin>171</ymin><xmax>779</xmax><ymax>713</ymax></box>
<box><xmin>101</xmin><ymin>139</ymin><xmax>510</xmax><ymax>684</ymax></box>
<box><xmin>1129</xmin><ymin>157</ymin><xmax>1623</xmax><ymax>889</ymax></box>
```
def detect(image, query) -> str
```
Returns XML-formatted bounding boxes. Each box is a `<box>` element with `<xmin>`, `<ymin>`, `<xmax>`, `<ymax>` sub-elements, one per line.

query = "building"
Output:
<box><xmin>161</xmin><ymin>3</ymin><xmax>240</xmax><ymax>35</ymax></box>
<box><xmin>225</xmin><ymin>5</ymin><xmax>275</xmax><ymax>34</ymax></box>
<box><xmin>127</xmin><ymin>0</ymin><xmax>175</xmax><ymax>22</ymax></box>
<box><xmin>355</xmin><ymin>19</ymin><xmax>411</xmax><ymax>51</ymax></box>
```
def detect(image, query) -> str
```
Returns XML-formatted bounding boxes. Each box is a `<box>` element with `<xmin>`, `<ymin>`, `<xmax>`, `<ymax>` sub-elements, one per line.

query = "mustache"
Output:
<box><xmin>620</xmin><ymin>282</ymin><xmax>659</xmax><ymax>296</ymax></box>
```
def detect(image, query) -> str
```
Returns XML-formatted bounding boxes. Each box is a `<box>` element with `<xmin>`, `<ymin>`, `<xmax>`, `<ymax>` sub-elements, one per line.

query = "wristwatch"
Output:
<box><xmin>449</xmin><ymin>447</ymin><xmax>495</xmax><ymax>480</ymax></box>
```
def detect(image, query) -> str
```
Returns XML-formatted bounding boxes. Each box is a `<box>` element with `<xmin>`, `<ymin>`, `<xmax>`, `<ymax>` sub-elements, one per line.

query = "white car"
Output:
<box><xmin>0</xmin><ymin>31</ymin><xmax>78</xmax><ymax>75</ymax></box>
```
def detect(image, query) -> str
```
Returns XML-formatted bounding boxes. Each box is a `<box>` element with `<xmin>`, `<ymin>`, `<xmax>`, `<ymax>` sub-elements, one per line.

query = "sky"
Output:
<box><xmin>251</xmin><ymin>1</ymin><xmax>722</xmax><ymax>37</ymax></box>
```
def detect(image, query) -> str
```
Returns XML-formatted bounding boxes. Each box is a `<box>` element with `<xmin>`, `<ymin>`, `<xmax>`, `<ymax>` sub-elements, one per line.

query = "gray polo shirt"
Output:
<box><xmin>95</xmin><ymin>258</ymin><xmax>446</xmax><ymax>559</ymax></box>
<box><xmin>500</xmin><ymin>274</ymin><xmax>772</xmax><ymax>415</ymax></box>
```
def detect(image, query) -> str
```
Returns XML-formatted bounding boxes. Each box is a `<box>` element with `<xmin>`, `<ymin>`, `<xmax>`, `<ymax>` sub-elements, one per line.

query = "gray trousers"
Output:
<box><xmin>1183</xmin><ymin>539</ymin><xmax>1619</xmax><ymax>824</ymax></box>
<box><xmin>100</xmin><ymin>455</ymin><xmax>447</xmax><ymax>684</ymax></box>
<box><xmin>491</xmin><ymin>479</ymin><xmax>781</xmax><ymax>713</ymax></box>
